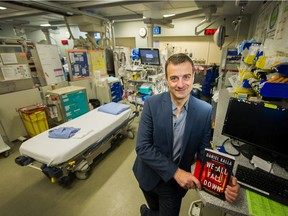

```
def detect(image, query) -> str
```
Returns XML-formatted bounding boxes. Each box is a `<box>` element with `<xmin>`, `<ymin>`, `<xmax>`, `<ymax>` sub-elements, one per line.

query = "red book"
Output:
<box><xmin>194</xmin><ymin>148</ymin><xmax>235</xmax><ymax>200</ymax></box>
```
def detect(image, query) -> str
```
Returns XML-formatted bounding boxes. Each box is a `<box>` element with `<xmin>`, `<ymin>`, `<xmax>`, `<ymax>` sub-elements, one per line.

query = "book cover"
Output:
<box><xmin>194</xmin><ymin>148</ymin><xmax>235</xmax><ymax>200</ymax></box>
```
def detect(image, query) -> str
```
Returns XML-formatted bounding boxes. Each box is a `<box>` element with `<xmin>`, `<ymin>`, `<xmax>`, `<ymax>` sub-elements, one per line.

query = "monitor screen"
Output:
<box><xmin>222</xmin><ymin>98</ymin><xmax>288</xmax><ymax>160</ymax></box>
<box><xmin>139</xmin><ymin>48</ymin><xmax>160</xmax><ymax>66</ymax></box>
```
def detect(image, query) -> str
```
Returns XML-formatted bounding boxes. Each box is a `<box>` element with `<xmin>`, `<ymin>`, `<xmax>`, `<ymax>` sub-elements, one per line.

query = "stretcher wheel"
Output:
<box><xmin>127</xmin><ymin>130</ymin><xmax>134</xmax><ymax>139</ymax></box>
<box><xmin>58</xmin><ymin>175</ymin><xmax>74</xmax><ymax>187</ymax></box>
<box><xmin>75</xmin><ymin>170</ymin><xmax>90</xmax><ymax>180</ymax></box>
<box><xmin>3</xmin><ymin>151</ymin><xmax>10</xmax><ymax>158</ymax></box>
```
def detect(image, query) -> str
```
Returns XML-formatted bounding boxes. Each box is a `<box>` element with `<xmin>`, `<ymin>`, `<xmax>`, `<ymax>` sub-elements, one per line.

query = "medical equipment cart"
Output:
<box><xmin>46</xmin><ymin>86</ymin><xmax>89</xmax><ymax>122</ymax></box>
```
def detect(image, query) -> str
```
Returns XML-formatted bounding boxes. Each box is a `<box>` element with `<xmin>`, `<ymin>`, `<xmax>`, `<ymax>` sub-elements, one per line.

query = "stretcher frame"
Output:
<box><xmin>16</xmin><ymin>111</ymin><xmax>138</xmax><ymax>187</ymax></box>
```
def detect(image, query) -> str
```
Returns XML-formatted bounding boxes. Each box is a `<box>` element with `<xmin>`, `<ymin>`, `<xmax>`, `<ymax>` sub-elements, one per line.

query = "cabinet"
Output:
<box><xmin>47</xmin><ymin>86</ymin><xmax>89</xmax><ymax>122</ymax></box>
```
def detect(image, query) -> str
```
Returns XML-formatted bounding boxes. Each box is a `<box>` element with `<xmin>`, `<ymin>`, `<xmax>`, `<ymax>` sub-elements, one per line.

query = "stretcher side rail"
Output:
<box><xmin>72</xmin><ymin>110</ymin><xmax>138</xmax><ymax>180</ymax></box>
<box><xmin>83</xmin><ymin>111</ymin><xmax>138</xmax><ymax>157</ymax></box>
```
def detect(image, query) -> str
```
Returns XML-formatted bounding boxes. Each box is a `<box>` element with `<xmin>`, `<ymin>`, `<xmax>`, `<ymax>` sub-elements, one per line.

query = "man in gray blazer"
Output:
<box><xmin>133</xmin><ymin>53</ymin><xmax>239</xmax><ymax>216</ymax></box>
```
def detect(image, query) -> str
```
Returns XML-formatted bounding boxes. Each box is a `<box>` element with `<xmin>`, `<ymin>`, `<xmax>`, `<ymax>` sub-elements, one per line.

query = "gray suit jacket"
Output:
<box><xmin>133</xmin><ymin>92</ymin><xmax>212</xmax><ymax>191</ymax></box>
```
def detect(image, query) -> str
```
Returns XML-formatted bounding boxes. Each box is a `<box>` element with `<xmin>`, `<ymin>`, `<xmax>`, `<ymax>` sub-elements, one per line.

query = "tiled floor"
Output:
<box><xmin>0</xmin><ymin>116</ymin><xmax>222</xmax><ymax>216</ymax></box>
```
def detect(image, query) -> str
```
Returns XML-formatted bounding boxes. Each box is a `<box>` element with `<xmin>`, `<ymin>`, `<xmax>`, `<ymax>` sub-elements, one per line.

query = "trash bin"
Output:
<box><xmin>18</xmin><ymin>105</ymin><xmax>49</xmax><ymax>137</ymax></box>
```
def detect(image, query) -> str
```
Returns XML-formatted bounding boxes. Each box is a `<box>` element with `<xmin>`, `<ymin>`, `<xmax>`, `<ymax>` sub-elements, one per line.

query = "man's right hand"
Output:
<box><xmin>173</xmin><ymin>168</ymin><xmax>201</xmax><ymax>190</ymax></box>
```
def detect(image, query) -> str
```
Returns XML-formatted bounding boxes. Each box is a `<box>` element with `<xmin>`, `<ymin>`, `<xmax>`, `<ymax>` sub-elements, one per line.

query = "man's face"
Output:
<box><xmin>166</xmin><ymin>61</ymin><xmax>194</xmax><ymax>102</ymax></box>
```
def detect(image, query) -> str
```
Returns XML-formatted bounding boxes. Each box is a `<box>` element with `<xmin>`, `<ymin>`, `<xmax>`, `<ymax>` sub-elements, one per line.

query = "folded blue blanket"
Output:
<box><xmin>48</xmin><ymin>127</ymin><xmax>80</xmax><ymax>139</ymax></box>
<box><xmin>98</xmin><ymin>102</ymin><xmax>130</xmax><ymax>115</ymax></box>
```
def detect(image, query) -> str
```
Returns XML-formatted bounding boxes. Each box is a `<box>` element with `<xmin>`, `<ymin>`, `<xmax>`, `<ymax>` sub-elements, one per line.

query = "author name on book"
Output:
<box><xmin>206</xmin><ymin>152</ymin><xmax>233</xmax><ymax>166</ymax></box>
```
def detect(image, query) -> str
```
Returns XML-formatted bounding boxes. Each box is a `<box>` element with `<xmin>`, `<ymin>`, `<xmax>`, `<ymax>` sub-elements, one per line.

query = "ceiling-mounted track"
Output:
<box><xmin>2</xmin><ymin>1</ymin><xmax>109</xmax><ymax>22</ymax></box>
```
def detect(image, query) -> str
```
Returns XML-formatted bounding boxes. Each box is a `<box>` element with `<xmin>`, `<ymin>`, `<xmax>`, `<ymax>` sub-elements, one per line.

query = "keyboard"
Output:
<box><xmin>235</xmin><ymin>164</ymin><xmax>288</xmax><ymax>206</ymax></box>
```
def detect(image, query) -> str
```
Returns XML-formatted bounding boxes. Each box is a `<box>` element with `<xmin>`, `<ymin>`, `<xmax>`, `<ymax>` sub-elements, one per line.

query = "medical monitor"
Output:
<box><xmin>139</xmin><ymin>48</ymin><xmax>161</xmax><ymax>66</ymax></box>
<box><xmin>222</xmin><ymin>98</ymin><xmax>288</xmax><ymax>160</ymax></box>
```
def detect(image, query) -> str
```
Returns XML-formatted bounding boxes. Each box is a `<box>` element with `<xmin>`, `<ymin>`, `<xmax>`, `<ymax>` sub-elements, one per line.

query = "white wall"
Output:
<box><xmin>0</xmin><ymin>25</ymin><xmax>17</xmax><ymax>38</ymax></box>
<box><xmin>113</xmin><ymin>15</ymin><xmax>251</xmax><ymax>43</ymax></box>
<box><xmin>114</xmin><ymin>21</ymin><xmax>148</xmax><ymax>48</ymax></box>
<box><xmin>113</xmin><ymin>15</ymin><xmax>250</xmax><ymax>64</ymax></box>
<box><xmin>25</xmin><ymin>26</ymin><xmax>86</xmax><ymax>57</ymax></box>
<box><xmin>151</xmin><ymin>16</ymin><xmax>250</xmax><ymax>38</ymax></box>
<box><xmin>25</xmin><ymin>29</ymin><xmax>46</xmax><ymax>44</ymax></box>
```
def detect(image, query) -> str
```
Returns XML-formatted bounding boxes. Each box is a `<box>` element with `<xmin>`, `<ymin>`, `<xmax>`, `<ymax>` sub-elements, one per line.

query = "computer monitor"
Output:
<box><xmin>222</xmin><ymin>98</ymin><xmax>288</xmax><ymax>161</ymax></box>
<box><xmin>139</xmin><ymin>48</ymin><xmax>161</xmax><ymax>66</ymax></box>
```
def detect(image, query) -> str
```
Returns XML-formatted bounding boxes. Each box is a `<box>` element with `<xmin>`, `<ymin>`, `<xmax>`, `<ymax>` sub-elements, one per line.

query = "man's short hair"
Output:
<box><xmin>165</xmin><ymin>53</ymin><xmax>194</xmax><ymax>77</ymax></box>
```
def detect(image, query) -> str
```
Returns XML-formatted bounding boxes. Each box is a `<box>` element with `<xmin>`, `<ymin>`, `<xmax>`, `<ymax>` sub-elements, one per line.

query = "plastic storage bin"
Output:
<box><xmin>18</xmin><ymin>105</ymin><xmax>49</xmax><ymax>137</ymax></box>
<box><xmin>260</xmin><ymin>82</ymin><xmax>288</xmax><ymax>99</ymax></box>
<box><xmin>139</xmin><ymin>84</ymin><xmax>152</xmax><ymax>94</ymax></box>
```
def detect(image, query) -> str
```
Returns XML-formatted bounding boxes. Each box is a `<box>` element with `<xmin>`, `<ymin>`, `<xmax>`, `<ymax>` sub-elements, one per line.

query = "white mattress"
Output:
<box><xmin>19</xmin><ymin>108</ymin><xmax>131</xmax><ymax>166</ymax></box>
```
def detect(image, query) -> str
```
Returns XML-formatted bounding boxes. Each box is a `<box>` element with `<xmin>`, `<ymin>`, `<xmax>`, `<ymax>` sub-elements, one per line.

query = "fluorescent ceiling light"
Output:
<box><xmin>40</xmin><ymin>24</ymin><xmax>51</xmax><ymax>27</ymax></box>
<box><xmin>163</xmin><ymin>14</ymin><xmax>175</xmax><ymax>18</ymax></box>
<box><xmin>0</xmin><ymin>6</ymin><xmax>7</xmax><ymax>10</ymax></box>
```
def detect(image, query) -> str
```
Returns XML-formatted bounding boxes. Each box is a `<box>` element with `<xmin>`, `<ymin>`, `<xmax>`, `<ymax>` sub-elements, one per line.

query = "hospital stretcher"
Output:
<box><xmin>15</xmin><ymin>105</ymin><xmax>138</xmax><ymax>187</ymax></box>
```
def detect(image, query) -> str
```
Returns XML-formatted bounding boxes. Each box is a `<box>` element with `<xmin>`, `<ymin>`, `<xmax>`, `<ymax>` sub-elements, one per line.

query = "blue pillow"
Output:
<box><xmin>98</xmin><ymin>102</ymin><xmax>130</xmax><ymax>115</ymax></box>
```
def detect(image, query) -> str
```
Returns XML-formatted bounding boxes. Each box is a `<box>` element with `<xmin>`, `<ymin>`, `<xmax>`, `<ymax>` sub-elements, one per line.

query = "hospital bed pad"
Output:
<box><xmin>19</xmin><ymin>108</ymin><xmax>132</xmax><ymax>166</ymax></box>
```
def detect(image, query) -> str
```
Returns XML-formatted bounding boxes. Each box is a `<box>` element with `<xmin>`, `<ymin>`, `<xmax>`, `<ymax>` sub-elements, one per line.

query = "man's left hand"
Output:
<box><xmin>225</xmin><ymin>176</ymin><xmax>240</xmax><ymax>203</ymax></box>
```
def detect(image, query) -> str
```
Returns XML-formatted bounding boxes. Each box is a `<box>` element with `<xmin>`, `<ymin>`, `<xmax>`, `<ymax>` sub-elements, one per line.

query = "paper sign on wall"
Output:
<box><xmin>89</xmin><ymin>50</ymin><xmax>107</xmax><ymax>77</ymax></box>
<box><xmin>0</xmin><ymin>53</ymin><xmax>18</xmax><ymax>64</ymax></box>
<box><xmin>35</xmin><ymin>44</ymin><xmax>65</xmax><ymax>85</ymax></box>
<box><xmin>1</xmin><ymin>64</ymin><xmax>31</xmax><ymax>80</ymax></box>
<box><xmin>67</xmin><ymin>49</ymin><xmax>90</xmax><ymax>80</ymax></box>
